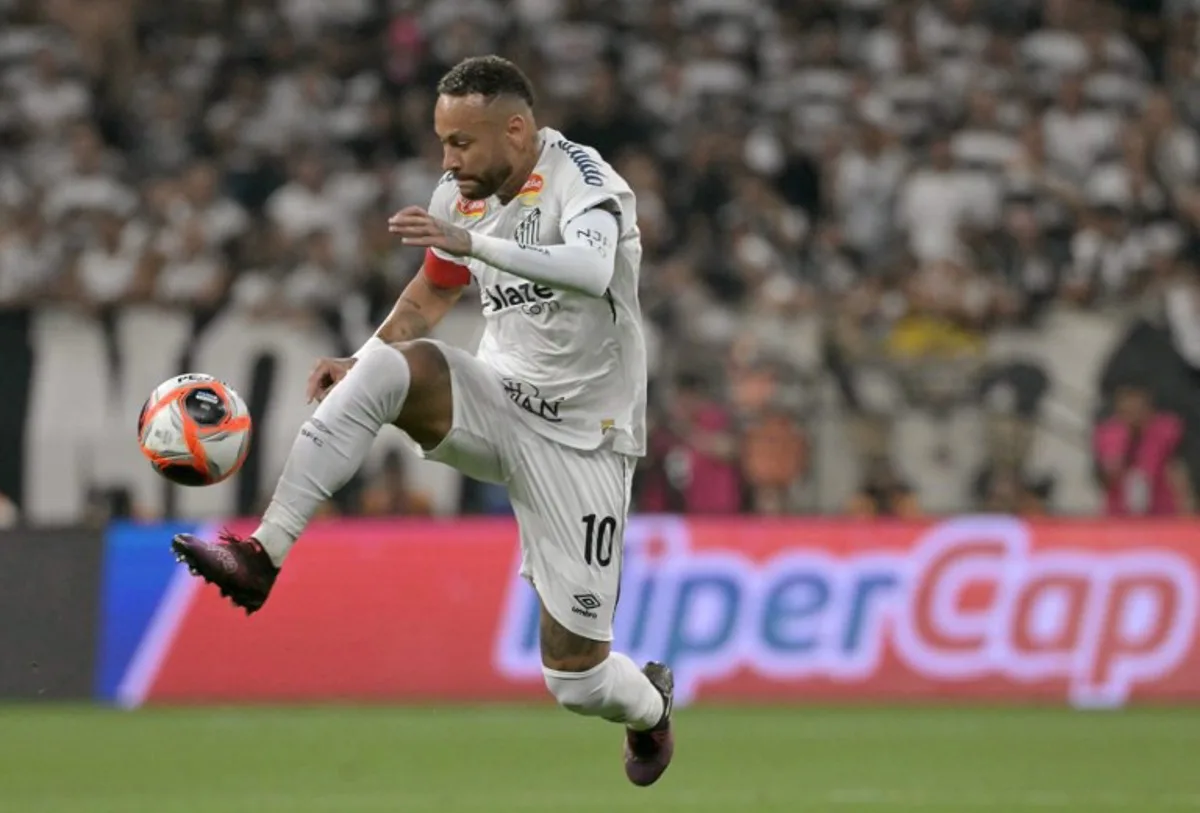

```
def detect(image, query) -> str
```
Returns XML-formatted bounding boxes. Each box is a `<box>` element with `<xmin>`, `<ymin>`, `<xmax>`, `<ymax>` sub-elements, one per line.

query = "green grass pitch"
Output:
<box><xmin>0</xmin><ymin>705</ymin><xmax>1197</xmax><ymax>812</ymax></box>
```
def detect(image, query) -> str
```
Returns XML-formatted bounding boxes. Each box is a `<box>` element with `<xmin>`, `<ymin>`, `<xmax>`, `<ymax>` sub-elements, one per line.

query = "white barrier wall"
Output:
<box><xmin>20</xmin><ymin>304</ymin><xmax>485</xmax><ymax>523</ymax></box>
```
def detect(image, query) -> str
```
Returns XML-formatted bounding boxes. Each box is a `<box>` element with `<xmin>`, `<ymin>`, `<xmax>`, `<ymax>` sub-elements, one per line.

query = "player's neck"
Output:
<box><xmin>495</xmin><ymin>135</ymin><xmax>542</xmax><ymax>205</ymax></box>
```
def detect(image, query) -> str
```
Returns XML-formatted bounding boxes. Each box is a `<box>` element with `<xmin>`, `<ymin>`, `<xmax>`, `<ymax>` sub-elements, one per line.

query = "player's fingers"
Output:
<box><xmin>388</xmin><ymin>214</ymin><xmax>433</xmax><ymax>233</ymax></box>
<box><xmin>305</xmin><ymin>369</ymin><xmax>330</xmax><ymax>403</ymax></box>
<box><xmin>305</xmin><ymin>378</ymin><xmax>321</xmax><ymax>404</ymax></box>
<box><xmin>396</xmin><ymin>221</ymin><xmax>438</xmax><ymax>238</ymax></box>
<box><xmin>387</xmin><ymin>221</ymin><xmax>418</xmax><ymax>235</ymax></box>
<box><xmin>305</xmin><ymin>359</ymin><xmax>343</xmax><ymax>401</ymax></box>
<box><xmin>387</xmin><ymin>206</ymin><xmax>426</xmax><ymax>225</ymax></box>
<box><xmin>312</xmin><ymin>374</ymin><xmax>343</xmax><ymax>404</ymax></box>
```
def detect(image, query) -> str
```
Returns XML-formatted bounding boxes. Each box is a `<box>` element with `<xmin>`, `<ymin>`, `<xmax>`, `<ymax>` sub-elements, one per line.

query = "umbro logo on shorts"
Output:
<box><xmin>572</xmin><ymin>592</ymin><xmax>603</xmax><ymax>619</ymax></box>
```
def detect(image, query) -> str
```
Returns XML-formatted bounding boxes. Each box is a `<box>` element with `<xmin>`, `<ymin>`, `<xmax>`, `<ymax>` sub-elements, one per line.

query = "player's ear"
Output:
<box><xmin>505</xmin><ymin>112</ymin><xmax>529</xmax><ymax>144</ymax></box>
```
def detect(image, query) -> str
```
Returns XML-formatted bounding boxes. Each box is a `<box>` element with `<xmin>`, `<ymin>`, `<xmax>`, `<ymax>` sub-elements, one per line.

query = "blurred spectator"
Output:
<box><xmin>637</xmin><ymin>373</ymin><xmax>741</xmax><ymax>515</ymax></box>
<box><xmin>832</xmin><ymin>118</ymin><xmax>907</xmax><ymax>263</ymax></box>
<box><xmin>847</xmin><ymin>457</ymin><xmax>921</xmax><ymax>519</ymax></box>
<box><xmin>1043</xmin><ymin>73</ymin><xmax>1121</xmax><ymax>188</ymax></box>
<box><xmin>65</xmin><ymin>211</ymin><xmax>155</xmax><ymax>309</ymax></box>
<box><xmin>16</xmin><ymin>46</ymin><xmax>90</xmax><ymax>136</ymax></box>
<box><xmin>741</xmin><ymin>406</ymin><xmax>809</xmax><ymax>515</ymax></box>
<box><xmin>990</xmin><ymin>203</ymin><xmax>1065</xmax><ymax>323</ymax></box>
<box><xmin>0</xmin><ymin>205</ymin><xmax>66</xmax><ymax>305</ymax></box>
<box><xmin>1062</xmin><ymin>203</ymin><xmax>1149</xmax><ymax>305</ymax></box>
<box><xmin>153</xmin><ymin>217</ymin><xmax>231</xmax><ymax>309</ymax></box>
<box><xmin>896</xmin><ymin>135</ymin><xmax>972</xmax><ymax>264</ymax></box>
<box><xmin>359</xmin><ymin>450</ymin><xmax>433</xmax><ymax>517</ymax></box>
<box><xmin>1093</xmin><ymin>383</ymin><xmax>1192</xmax><ymax>515</ymax></box>
<box><xmin>42</xmin><ymin>123</ymin><xmax>135</xmax><ymax>222</ymax></box>
<box><xmin>974</xmin><ymin>464</ymin><xmax>1051</xmax><ymax>516</ymax></box>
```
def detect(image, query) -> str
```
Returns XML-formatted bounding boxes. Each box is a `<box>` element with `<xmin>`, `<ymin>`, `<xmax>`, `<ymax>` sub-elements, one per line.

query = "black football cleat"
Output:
<box><xmin>171</xmin><ymin>531</ymin><xmax>279</xmax><ymax>615</ymax></box>
<box><xmin>624</xmin><ymin>661</ymin><xmax>675</xmax><ymax>787</ymax></box>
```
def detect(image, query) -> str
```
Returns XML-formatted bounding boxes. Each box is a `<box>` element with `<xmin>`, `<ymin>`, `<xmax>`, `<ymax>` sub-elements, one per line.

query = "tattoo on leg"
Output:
<box><xmin>540</xmin><ymin>605</ymin><xmax>609</xmax><ymax>671</ymax></box>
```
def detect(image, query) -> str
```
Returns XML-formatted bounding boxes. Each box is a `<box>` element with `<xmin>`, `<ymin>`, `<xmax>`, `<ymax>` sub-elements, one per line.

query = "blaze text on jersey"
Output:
<box><xmin>482</xmin><ymin>281</ymin><xmax>561</xmax><ymax>316</ymax></box>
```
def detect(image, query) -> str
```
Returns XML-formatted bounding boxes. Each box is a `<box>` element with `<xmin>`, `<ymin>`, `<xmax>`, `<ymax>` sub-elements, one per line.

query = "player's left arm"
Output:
<box><xmin>388</xmin><ymin>202</ymin><xmax>620</xmax><ymax>298</ymax></box>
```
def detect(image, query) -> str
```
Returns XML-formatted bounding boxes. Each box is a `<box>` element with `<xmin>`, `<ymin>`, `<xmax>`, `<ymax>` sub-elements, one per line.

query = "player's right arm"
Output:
<box><xmin>373</xmin><ymin>250</ymin><xmax>470</xmax><ymax>344</ymax></box>
<box><xmin>305</xmin><ymin>250</ymin><xmax>470</xmax><ymax>403</ymax></box>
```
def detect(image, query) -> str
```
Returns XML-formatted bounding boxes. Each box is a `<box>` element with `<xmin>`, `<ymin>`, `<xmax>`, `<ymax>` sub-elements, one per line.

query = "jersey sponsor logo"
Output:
<box><xmin>456</xmin><ymin>197</ymin><xmax>486</xmax><ymax>218</ymax></box>
<box><xmin>555</xmin><ymin>139</ymin><xmax>605</xmax><ymax>187</ymax></box>
<box><xmin>502</xmin><ymin>378</ymin><xmax>565</xmax><ymax>423</ymax></box>
<box><xmin>482</xmin><ymin>281</ymin><xmax>561</xmax><ymax>316</ymax></box>
<box><xmin>517</xmin><ymin>173</ymin><xmax>544</xmax><ymax>205</ymax></box>
<box><xmin>514</xmin><ymin>207</ymin><xmax>542</xmax><ymax>248</ymax></box>
<box><xmin>494</xmin><ymin>516</ymin><xmax>1200</xmax><ymax>708</ymax></box>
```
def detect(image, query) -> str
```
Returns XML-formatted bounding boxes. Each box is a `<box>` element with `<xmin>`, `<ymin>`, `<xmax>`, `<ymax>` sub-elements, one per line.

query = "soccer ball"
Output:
<box><xmin>137</xmin><ymin>373</ymin><xmax>252</xmax><ymax>486</ymax></box>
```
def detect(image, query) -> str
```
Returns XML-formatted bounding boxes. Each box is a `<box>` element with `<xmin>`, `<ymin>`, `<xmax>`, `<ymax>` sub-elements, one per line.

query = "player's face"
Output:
<box><xmin>434</xmin><ymin>94</ymin><xmax>522</xmax><ymax>200</ymax></box>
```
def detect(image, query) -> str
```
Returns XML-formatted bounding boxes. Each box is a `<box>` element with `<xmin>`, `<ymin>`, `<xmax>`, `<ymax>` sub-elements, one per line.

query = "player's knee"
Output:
<box><xmin>393</xmin><ymin>340</ymin><xmax>448</xmax><ymax>389</ymax></box>
<box><xmin>341</xmin><ymin>343</ymin><xmax>414</xmax><ymax>418</ymax></box>
<box><xmin>543</xmin><ymin>661</ymin><xmax>610</xmax><ymax>716</ymax></box>
<box><xmin>389</xmin><ymin>340</ymin><xmax>452</xmax><ymax>445</ymax></box>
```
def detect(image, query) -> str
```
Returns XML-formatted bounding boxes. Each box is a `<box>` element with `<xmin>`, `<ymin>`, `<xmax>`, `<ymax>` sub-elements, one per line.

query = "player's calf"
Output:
<box><xmin>540</xmin><ymin>606</ymin><xmax>661</xmax><ymax>724</ymax></box>
<box><xmin>542</xmin><ymin>652</ymin><xmax>664</xmax><ymax>726</ymax></box>
<box><xmin>252</xmin><ymin>341</ymin><xmax>453</xmax><ymax>567</ymax></box>
<box><xmin>538</xmin><ymin>605</ymin><xmax>673</xmax><ymax>784</ymax></box>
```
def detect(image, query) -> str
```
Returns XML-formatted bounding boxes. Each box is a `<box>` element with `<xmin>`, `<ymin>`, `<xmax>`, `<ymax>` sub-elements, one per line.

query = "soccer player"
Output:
<box><xmin>170</xmin><ymin>55</ymin><xmax>673</xmax><ymax>786</ymax></box>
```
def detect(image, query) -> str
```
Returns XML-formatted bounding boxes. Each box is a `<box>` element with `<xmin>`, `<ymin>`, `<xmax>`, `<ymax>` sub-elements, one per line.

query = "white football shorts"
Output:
<box><xmin>420</xmin><ymin>340</ymin><xmax>634</xmax><ymax>642</ymax></box>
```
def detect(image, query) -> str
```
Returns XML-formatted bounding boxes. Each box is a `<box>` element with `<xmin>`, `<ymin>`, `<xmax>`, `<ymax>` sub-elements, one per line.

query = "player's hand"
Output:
<box><xmin>388</xmin><ymin>206</ymin><xmax>472</xmax><ymax>256</ymax></box>
<box><xmin>306</xmin><ymin>357</ymin><xmax>356</xmax><ymax>404</ymax></box>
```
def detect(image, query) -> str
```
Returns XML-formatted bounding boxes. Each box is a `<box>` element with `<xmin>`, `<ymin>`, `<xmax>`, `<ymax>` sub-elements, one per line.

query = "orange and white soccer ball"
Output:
<box><xmin>137</xmin><ymin>373</ymin><xmax>252</xmax><ymax>486</ymax></box>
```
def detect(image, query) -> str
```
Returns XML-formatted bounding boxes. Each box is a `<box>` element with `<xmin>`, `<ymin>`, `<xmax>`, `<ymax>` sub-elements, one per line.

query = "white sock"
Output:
<box><xmin>253</xmin><ymin>345</ymin><xmax>412</xmax><ymax>565</ymax></box>
<box><xmin>543</xmin><ymin>652</ymin><xmax>665</xmax><ymax>730</ymax></box>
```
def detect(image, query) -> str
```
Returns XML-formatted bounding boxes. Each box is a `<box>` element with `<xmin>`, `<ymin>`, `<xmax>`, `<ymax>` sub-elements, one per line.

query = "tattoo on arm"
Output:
<box><xmin>377</xmin><ymin>299</ymin><xmax>431</xmax><ymax>344</ymax></box>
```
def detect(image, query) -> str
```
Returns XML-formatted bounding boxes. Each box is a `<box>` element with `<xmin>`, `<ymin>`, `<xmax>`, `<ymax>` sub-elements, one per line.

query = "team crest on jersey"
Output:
<box><xmin>456</xmin><ymin>197</ymin><xmax>487</xmax><ymax>218</ymax></box>
<box><xmin>514</xmin><ymin>208</ymin><xmax>542</xmax><ymax>248</ymax></box>
<box><xmin>517</xmin><ymin>173</ymin><xmax>544</xmax><ymax>205</ymax></box>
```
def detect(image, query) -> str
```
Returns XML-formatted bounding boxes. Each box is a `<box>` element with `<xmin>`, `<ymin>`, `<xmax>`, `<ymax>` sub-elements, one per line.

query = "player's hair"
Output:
<box><xmin>436</xmin><ymin>56</ymin><xmax>536</xmax><ymax>107</ymax></box>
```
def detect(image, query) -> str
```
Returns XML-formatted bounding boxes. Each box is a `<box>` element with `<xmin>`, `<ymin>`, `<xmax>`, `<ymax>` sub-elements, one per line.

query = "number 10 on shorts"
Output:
<box><xmin>582</xmin><ymin>514</ymin><xmax>616</xmax><ymax>567</ymax></box>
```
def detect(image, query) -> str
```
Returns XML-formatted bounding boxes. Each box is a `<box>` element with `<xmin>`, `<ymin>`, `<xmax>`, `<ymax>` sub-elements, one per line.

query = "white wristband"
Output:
<box><xmin>352</xmin><ymin>335</ymin><xmax>386</xmax><ymax>360</ymax></box>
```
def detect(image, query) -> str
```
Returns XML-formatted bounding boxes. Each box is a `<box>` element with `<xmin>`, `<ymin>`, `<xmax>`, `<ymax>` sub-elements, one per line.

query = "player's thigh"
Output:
<box><xmin>509</xmin><ymin>438</ymin><xmax>634</xmax><ymax>664</ymax></box>
<box><xmin>409</xmin><ymin>340</ymin><xmax>512</xmax><ymax>486</ymax></box>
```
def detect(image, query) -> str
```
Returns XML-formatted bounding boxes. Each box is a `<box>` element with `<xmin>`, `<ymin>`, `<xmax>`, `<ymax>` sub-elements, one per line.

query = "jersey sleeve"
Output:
<box><xmin>422</xmin><ymin>173</ymin><xmax>472</xmax><ymax>288</ymax></box>
<box><xmin>553</xmin><ymin>137</ymin><xmax>631</xmax><ymax>232</ymax></box>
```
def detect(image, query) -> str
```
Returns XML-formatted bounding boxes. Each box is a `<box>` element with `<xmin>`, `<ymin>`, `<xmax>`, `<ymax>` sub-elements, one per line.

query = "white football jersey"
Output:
<box><xmin>428</xmin><ymin>126</ymin><xmax>647</xmax><ymax>457</ymax></box>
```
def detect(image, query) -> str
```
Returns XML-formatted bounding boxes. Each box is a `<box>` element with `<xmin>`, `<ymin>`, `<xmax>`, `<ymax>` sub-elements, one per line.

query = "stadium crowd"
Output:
<box><xmin>1</xmin><ymin>0</ymin><xmax>1200</xmax><ymax>520</ymax></box>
